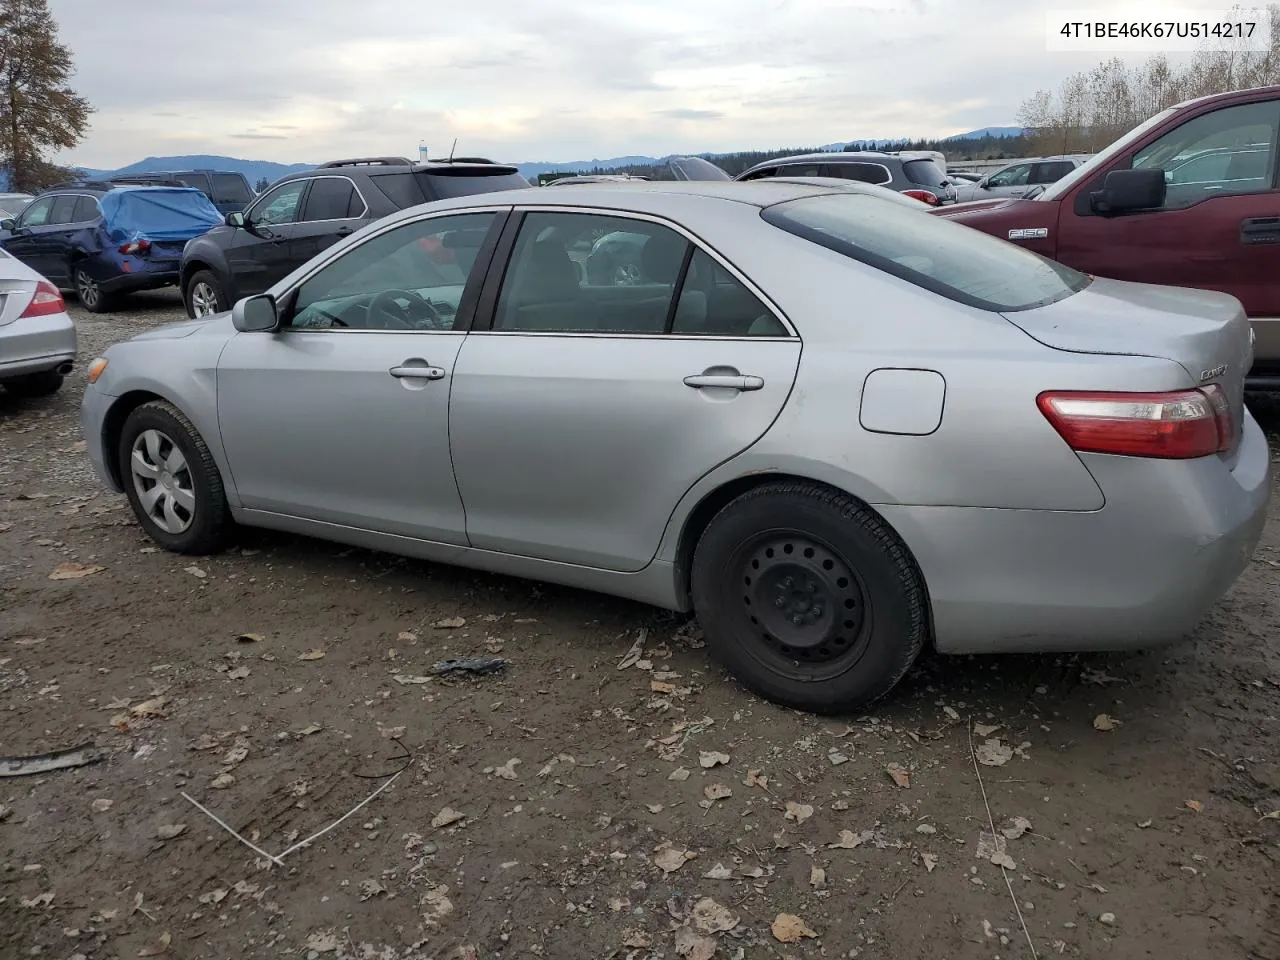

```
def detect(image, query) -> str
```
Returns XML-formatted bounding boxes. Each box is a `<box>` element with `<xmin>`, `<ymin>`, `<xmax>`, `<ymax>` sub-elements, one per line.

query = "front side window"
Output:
<box><xmin>986</xmin><ymin>163</ymin><xmax>1031</xmax><ymax>188</ymax></box>
<box><xmin>763</xmin><ymin>193</ymin><xmax>1090</xmax><ymax>312</ymax></box>
<box><xmin>18</xmin><ymin>197</ymin><xmax>54</xmax><ymax>227</ymax></box>
<box><xmin>250</xmin><ymin>180</ymin><xmax>307</xmax><ymax>226</ymax></box>
<box><xmin>289</xmin><ymin>212</ymin><xmax>496</xmax><ymax>331</ymax></box>
<box><xmin>1132</xmin><ymin>100</ymin><xmax>1279</xmax><ymax>209</ymax></box>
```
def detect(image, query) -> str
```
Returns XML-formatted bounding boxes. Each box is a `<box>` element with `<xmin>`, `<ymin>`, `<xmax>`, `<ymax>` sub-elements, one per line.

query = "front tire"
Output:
<box><xmin>185</xmin><ymin>270</ymin><xmax>227</xmax><ymax>318</ymax></box>
<box><xmin>3</xmin><ymin>371</ymin><xmax>64</xmax><ymax>398</ymax></box>
<box><xmin>690</xmin><ymin>481</ymin><xmax>928</xmax><ymax>714</ymax></box>
<box><xmin>118</xmin><ymin>400</ymin><xmax>231</xmax><ymax>554</ymax></box>
<box><xmin>75</xmin><ymin>267</ymin><xmax>114</xmax><ymax>314</ymax></box>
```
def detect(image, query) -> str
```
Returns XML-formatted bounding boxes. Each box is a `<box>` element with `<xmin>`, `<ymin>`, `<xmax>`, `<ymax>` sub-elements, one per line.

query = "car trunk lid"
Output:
<box><xmin>1003</xmin><ymin>277</ymin><xmax>1252</xmax><ymax>453</ymax></box>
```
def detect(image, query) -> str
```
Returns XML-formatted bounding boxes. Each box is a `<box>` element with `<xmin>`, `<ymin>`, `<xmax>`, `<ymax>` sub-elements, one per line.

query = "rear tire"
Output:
<box><xmin>74</xmin><ymin>267</ymin><xmax>114</xmax><ymax>314</ymax></box>
<box><xmin>3</xmin><ymin>370</ymin><xmax>64</xmax><ymax>398</ymax></box>
<box><xmin>185</xmin><ymin>270</ymin><xmax>227</xmax><ymax>318</ymax></box>
<box><xmin>690</xmin><ymin>481</ymin><xmax>928</xmax><ymax>714</ymax></box>
<box><xmin>118</xmin><ymin>400</ymin><xmax>232</xmax><ymax>554</ymax></box>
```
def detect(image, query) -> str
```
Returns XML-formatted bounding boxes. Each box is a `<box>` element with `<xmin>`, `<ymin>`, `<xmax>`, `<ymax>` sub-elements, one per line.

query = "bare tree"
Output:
<box><xmin>0</xmin><ymin>0</ymin><xmax>92</xmax><ymax>192</ymax></box>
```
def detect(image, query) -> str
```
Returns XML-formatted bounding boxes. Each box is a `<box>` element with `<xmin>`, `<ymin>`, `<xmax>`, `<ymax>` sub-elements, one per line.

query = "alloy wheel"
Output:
<box><xmin>190</xmin><ymin>281</ymin><xmax>220</xmax><ymax>317</ymax></box>
<box><xmin>76</xmin><ymin>270</ymin><xmax>100</xmax><ymax>309</ymax></box>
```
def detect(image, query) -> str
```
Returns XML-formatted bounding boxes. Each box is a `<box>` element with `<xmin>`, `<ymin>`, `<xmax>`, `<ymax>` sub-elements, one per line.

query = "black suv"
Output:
<box><xmin>179</xmin><ymin>157</ymin><xmax>530</xmax><ymax>318</ymax></box>
<box><xmin>107</xmin><ymin>170</ymin><xmax>255</xmax><ymax>215</ymax></box>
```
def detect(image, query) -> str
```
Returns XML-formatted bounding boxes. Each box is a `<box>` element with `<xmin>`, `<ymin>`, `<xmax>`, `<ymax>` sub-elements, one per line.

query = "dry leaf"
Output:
<box><xmin>297</xmin><ymin>649</ymin><xmax>326</xmax><ymax>661</ymax></box>
<box><xmin>703</xmin><ymin>863</ymin><xmax>732</xmax><ymax>880</ymax></box>
<box><xmin>198</xmin><ymin>888</ymin><xmax>228</xmax><ymax>905</ymax></box>
<box><xmin>674</xmin><ymin>926</ymin><xmax>716</xmax><ymax>960</ymax></box>
<box><xmin>1002</xmin><ymin>816</ymin><xmax>1033</xmax><ymax>840</ymax></box>
<box><xmin>1093</xmin><ymin>713</ymin><xmax>1119</xmax><ymax>731</ymax></box>
<box><xmin>156</xmin><ymin>824</ymin><xmax>186</xmax><ymax>840</ymax></box>
<box><xmin>886</xmin><ymin>763</ymin><xmax>911</xmax><ymax>788</ymax></box>
<box><xmin>975</xmin><ymin>738</ymin><xmax>1013</xmax><ymax>767</ymax></box>
<box><xmin>990</xmin><ymin>851</ymin><xmax>1017</xmax><ymax>870</ymax></box>
<box><xmin>942</xmin><ymin>705</ymin><xmax>960</xmax><ymax>720</ymax></box>
<box><xmin>137</xmin><ymin>932</ymin><xmax>172</xmax><ymax>957</ymax></box>
<box><xmin>785</xmin><ymin>801</ymin><xmax>814</xmax><ymax>824</ymax></box>
<box><xmin>809</xmin><ymin>865</ymin><xmax>826</xmax><ymax>887</ymax></box>
<box><xmin>653</xmin><ymin>845</ymin><xmax>696</xmax><ymax>874</ymax></box>
<box><xmin>304</xmin><ymin>930</ymin><xmax>339</xmax><ymax>953</ymax></box>
<box><xmin>91</xmin><ymin>798</ymin><xmax>113</xmax><ymax>813</ymax></box>
<box><xmin>358</xmin><ymin>879</ymin><xmax>388</xmax><ymax>901</ymax></box>
<box><xmin>647</xmin><ymin>804</ymin><xmax>664</xmax><ymax>814</ymax></box>
<box><xmin>922</xmin><ymin>853</ymin><xmax>938</xmax><ymax>873</ymax></box>
<box><xmin>235</xmin><ymin>633</ymin><xmax>264</xmax><ymax>643</ymax></box>
<box><xmin>223</xmin><ymin>744</ymin><xmax>249</xmax><ymax>766</ymax></box>
<box><xmin>771</xmin><ymin>913</ymin><xmax>818</xmax><ymax>943</ymax></box>
<box><xmin>973</xmin><ymin>723</ymin><xmax>1001</xmax><ymax>737</ymax></box>
<box><xmin>20</xmin><ymin>892</ymin><xmax>53</xmax><ymax>908</ymax></box>
<box><xmin>49</xmin><ymin>562</ymin><xmax>105</xmax><ymax>580</ymax></box>
<box><xmin>692</xmin><ymin>897</ymin><xmax>738</xmax><ymax>933</ymax></box>
<box><xmin>704</xmin><ymin>784</ymin><xmax>732</xmax><ymax>802</ymax></box>
<box><xmin>210</xmin><ymin>773</ymin><xmax>235</xmax><ymax>789</ymax></box>
<box><xmin>297</xmin><ymin>724</ymin><xmax>323</xmax><ymax>736</ymax></box>
<box><xmin>432</xmin><ymin>616</ymin><xmax>466</xmax><ymax>629</ymax></box>
<box><xmin>1185</xmin><ymin>799</ymin><xmax>1204</xmax><ymax>813</ymax></box>
<box><xmin>622</xmin><ymin>930</ymin><xmax>652</xmax><ymax>949</ymax></box>
<box><xmin>699</xmin><ymin>751</ymin><xmax>730</xmax><ymax>769</ymax></box>
<box><xmin>744</xmin><ymin>769</ymin><xmax>768</xmax><ymax>789</ymax></box>
<box><xmin>226</xmin><ymin>666</ymin><xmax>251</xmax><ymax>681</ymax></box>
<box><xmin>494</xmin><ymin>758</ymin><xmax>521</xmax><ymax>780</ymax></box>
<box><xmin>668</xmin><ymin>767</ymin><xmax>691</xmax><ymax>782</ymax></box>
<box><xmin>1260</xmin><ymin>810</ymin><xmax>1280</xmax><ymax>821</ymax></box>
<box><xmin>432</xmin><ymin>807</ymin><xmax>466</xmax><ymax>829</ymax></box>
<box><xmin>828</xmin><ymin>829</ymin><xmax>871</xmax><ymax>849</ymax></box>
<box><xmin>420</xmin><ymin>885</ymin><xmax>454</xmax><ymax>925</ymax></box>
<box><xmin>651</xmin><ymin>680</ymin><xmax>677</xmax><ymax>694</ymax></box>
<box><xmin>130</xmin><ymin>696</ymin><xmax>168</xmax><ymax>718</ymax></box>
<box><xmin>191</xmin><ymin>732</ymin><xmax>221</xmax><ymax>750</ymax></box>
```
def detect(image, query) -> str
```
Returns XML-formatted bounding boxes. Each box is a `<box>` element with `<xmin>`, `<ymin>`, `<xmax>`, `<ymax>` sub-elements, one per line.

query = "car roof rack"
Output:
<box><xmin>318</xmin><ymin>157</ymin><xmax>414</xmax><ymax>168</ymax></box>
<box><xmin>46</xmin><ymin>179</ymin><xmax>117</xmax><ymax>191</ymax></box>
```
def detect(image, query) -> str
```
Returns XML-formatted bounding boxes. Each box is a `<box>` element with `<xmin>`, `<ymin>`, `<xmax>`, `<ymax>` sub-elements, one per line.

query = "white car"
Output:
<box><xmin>953</xmin><ymin>156</ymin><xmax>1094</xmax><ymax>202</ymax></box>
<box><xmin>0</xmin><ymin>248</ymin><xmax>78</xmax><ymax>397</ymax></box>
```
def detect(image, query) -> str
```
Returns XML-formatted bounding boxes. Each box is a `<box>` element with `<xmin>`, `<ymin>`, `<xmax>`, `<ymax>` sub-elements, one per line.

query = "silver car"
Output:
<box><xmin>0</xmin><ymin>248</ymin><xmax>77</xmax><ymax>397</ymax></box>
<box><xmin>953</xmin><ymin>155</ymin><xmax>1094</xmax><ymax>202</ymax></box>
<box><xmin>79</xmin><ymin>182</ymin><xmax>1269</xmax><ymax>713</ymax></box>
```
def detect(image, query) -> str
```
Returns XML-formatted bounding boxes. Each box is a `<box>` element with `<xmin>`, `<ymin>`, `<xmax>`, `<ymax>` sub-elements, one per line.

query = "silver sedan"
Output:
<box><xmin>0</xmin><ymin>249</ymin><xmax>77</xmax><ymax>397</ymax></box>
<box><xmin>79</xmin><ymin>180</ymin><xmax>1270</xmax><ymax>713</ymax></box>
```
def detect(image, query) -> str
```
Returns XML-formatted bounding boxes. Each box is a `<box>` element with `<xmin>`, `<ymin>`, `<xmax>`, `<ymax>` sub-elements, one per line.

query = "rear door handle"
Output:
<box><xmin>683</xmin><ymin>373</ymin><xmax>764</xmax><ymax>391</ymax></box>
<box><xmin>1240</xmin><ymin>216</ymin><xmax>1280</xmax><ymax>244</ymax></box>
<box><xmin>390</xmin><ymin>362</ymin><xmax>446</xmax><ymax>380</ymax></box>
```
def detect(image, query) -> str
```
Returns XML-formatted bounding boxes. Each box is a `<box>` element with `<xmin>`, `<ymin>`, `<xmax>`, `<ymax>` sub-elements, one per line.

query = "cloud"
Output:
<box><xmin>48</xmin><ymin>0</ymin><xmax>1185</xmax><ymax>168</ymax></box>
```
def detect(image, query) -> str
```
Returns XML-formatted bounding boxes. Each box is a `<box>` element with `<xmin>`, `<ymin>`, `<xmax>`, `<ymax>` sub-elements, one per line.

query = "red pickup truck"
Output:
<box><xmin>935</xmin><ymin>84</ymin><xmax>1280</xmax><ymax>388</ymax></box>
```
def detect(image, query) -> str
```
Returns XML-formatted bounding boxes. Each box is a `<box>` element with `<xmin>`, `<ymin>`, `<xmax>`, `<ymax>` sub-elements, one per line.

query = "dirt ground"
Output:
<box><xmin>1</xmin><ymin>291</ymin><xmax>1278</xmax><ymax>960</ymax></box>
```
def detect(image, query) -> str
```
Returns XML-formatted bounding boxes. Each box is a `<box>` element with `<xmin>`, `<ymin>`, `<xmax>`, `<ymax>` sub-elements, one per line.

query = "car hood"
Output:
<box><xmin>931</xmin><ymin>197</ymin><xmax>1026</xmax><ymax>219</ymax></box>
<box><xmin>129</xmin><ymin>314</ymin><xmax>234</xmax><ymax>342</ymax></box>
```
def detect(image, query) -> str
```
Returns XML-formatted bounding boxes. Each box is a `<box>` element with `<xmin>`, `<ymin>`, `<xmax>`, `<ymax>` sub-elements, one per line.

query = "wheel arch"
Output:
<box><xmin>670</xmin><ymin>470</ymin><xmax>935</xmax><ymax>648</ymax></box>
<box><xmin>100</xmin><ymin>390</ymin><xmax>168</xmax><ymax>489</ymax></box>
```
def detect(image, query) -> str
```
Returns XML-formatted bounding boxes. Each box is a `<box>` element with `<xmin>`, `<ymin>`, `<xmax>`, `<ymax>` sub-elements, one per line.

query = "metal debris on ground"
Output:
<box><xmin>0</xmin><ymin>742</ymin><xmax>108</xmax><ymax>778</ymax></box>
<box><xmin>430</xmin><ymin>657</ymin><xmax>507</xmax><ymax>677</ymax></box>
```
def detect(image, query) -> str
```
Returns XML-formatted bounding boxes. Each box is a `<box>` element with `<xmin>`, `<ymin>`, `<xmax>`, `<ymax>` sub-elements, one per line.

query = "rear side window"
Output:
<box><xmin>420</xmin><ymin>169</ymin><xmax>529</xmax><ymax>200</ymax></box>
<box><xmin>174</xmin><ymin>173</ymin><xmax>211</xmax><ymax>194</ymax></box>
<box><xmin>739</xmin><ymin>167</ymin><xmax>778</xmax><ymax>181</ymax></box>
<box><xmin>210</xmin><ymin>173</ymin><xmax>252</xmax><ymax>205</ymax></box>
<box><xmin>72</xmin><ymin>196</ymin><xmax>100</xmax><ymax>221</ymax></box>
<box><xmin>49</xmin><ymin>195</ymin><xmax>79</xmax><ymax>224</ymax></box>
<box><xmin>762</xmin><ymin>194</ymin><xmax>1090</xmax><ymax>312</ymax></box>
<box><xmin>902</xmin><ymin>159</ymin><xmax>947</xmax><ymax>187</ymax></box>
<box><xmin>828</xmin><ymin>162</ymin><xmax>891</xmax><ymax>185</ymax></box>
<box><xmin>302</xmin><ymin>177</ymin><xmax>362</xmax><ymax>221</ymax></box>
<box><xmin>369</xmin><ymin>173</ymin><xmax>428</xmax><ymax>209</ymax></box>
<box><xmin>1031</xmin><ymin>161</ymin><xmax>1076</xmax><ymax>184</ymax></box>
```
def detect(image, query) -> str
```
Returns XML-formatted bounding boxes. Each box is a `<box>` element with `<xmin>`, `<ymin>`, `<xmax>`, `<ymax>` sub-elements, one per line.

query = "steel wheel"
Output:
<box><xmin>733</xmin><ymin>530</ymin><xmax>871</xmax><ymax>682</ymax></box>
<box><xmin>129</xmin><ymin>429</ymin><xmax>196</xmax><ymax>534</ymax></box>
<box><xmin>75</xmin><ymin>270</ymin><xmax>101</xmax><ymax>309</ymax></box>
<box><xmin>190</xmin><ymin>280</ymin><xmax>220</xmax><ymax>317</ymax></box>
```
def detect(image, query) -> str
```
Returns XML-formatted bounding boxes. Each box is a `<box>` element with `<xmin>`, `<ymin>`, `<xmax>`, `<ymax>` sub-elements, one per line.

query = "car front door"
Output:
<box><xmin>982</xmin><ymin>162</ymin><xmax>1035</xmax><ymax>197</ymax></box>
<box><xmin>2</xmin><ymin>196</ymin><xmax>58</xmax><ymax>277</ymax></box>
<box><xmin>1055</xmin><ymin>98</ymin><xmax>1280</xmax><ymax>347</ymax></box>
<box><xmin>217</xmin><ymin>210</ymin><xmax>505</xmax><ymax>541</ymax></box>
<box><xmin>292</xmin><ymin>175</ymin><xmax>369</xmax><ymax>262</ymax></box>
<box><xmin>226</xmin><ymin>179</ymin><xmax>309</xmax><ymax>297</ymax></box>
<box><xmin>447</xmin><ymin>209</ymin><xmax>802</xmax><ymax>572</ymax></box>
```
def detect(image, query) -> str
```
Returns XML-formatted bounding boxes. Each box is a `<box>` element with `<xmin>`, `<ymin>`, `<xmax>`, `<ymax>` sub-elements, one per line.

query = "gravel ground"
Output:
<box><xmin>1</xmin><ymin>290</ymin><xmax>1278</xmax><ymax>960</ymax></box>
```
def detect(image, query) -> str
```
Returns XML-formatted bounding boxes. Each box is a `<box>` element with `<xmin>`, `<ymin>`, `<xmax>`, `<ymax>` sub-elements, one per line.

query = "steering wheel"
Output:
<box><xmin>368</xmin><ymin>289</ymin><xmax>444</xmax><ymax>330</ymax></box>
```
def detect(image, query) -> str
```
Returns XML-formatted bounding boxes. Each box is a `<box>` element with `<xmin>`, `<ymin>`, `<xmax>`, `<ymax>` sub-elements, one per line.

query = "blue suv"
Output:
<box><xmin>0</xmin><ymin>182</ymin><xmax>222</xmax><ymax>312</ymax></box>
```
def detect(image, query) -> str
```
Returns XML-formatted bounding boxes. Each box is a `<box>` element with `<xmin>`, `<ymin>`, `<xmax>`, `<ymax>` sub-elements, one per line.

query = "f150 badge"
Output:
<box><xmin>1008</xmin><ymin>227</ymin><xmax>1048</xmax><ymax>240</ymax></box>
<box><xmin>1199</xmin><ymin>364</ymin><xmax>1227</xmax><ymax>381</ymax></box>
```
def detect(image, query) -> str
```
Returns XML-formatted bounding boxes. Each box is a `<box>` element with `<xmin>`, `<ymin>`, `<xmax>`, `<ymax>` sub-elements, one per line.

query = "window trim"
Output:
<box><xmin>272</xmin><ymin>206</ymin><xmax>511</xmax><ymax>335</ymax></box>
<box><xmin>297</xmin><ymin>174</ymin><xmax>370</xmax><ymax>223</ymax></box>
<box><xmin>469</xmin><ymin>204</ymin><xmax>798</xmax><ymax>341</ymax></box>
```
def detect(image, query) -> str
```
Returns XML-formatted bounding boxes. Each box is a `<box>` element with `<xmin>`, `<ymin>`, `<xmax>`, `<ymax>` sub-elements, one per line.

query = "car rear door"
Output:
<box><xmin>447</xmin><ymin>208</ymin><xmax>802</xmax><ymax>573</ymax></box>
<box><xmin>292</xmin><ymin>175</ymin><xmax>368</xmax><ymax>262</ymax></box>
<box><xmin>1055</xmin><ymin>98</ymin><xmax>1280</xmax><ymax>354</ymax></box>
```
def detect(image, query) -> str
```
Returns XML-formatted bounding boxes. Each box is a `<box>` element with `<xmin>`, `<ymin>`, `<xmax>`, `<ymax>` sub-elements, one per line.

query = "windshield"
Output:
<box><xmin>762</xmin><ymin>193</ymin><xmax>1090</xmax><ymax>312</ymax></box>
<box><xmin>422</xmin><ymin>169</ymin><xmax>530</xmax><ymax>199</ymax></box>
<box><xmin>1040</xmin><ymin>106</ymin><xmax>1179</xmax><ymax>200</ymax></box>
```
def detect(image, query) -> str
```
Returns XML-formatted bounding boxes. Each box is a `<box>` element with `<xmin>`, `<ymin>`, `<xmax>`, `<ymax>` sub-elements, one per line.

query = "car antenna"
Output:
<box><xmin>448</xmin><ymin>138</ymin><xmax>458</xmax><ymax>164</ymax></box>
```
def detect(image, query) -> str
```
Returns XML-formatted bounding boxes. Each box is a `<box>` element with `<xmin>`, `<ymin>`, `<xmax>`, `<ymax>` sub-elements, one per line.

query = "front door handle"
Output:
<box><xmin>683</xmin><ymin>373</ymin><xmax>764</xmax><ymax>391</ymax></box>
<box><xmin>390</xmin><ymin>361</ymin><xmax>446</xmax><ymax>380</ymax></box>
<box><xmin>1241</xmin><ymin>216</ymin><xmax>1280</xmax><ymax>244</ymax></box>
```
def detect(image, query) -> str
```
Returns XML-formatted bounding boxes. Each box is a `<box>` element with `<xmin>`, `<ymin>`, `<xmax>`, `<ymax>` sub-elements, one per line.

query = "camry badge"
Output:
<box><xmin>1199</xmin><ymin>364</ymin><xmax>1227</xmax><ymax>381</ymax></box>
<box><xmin>1008</xmin><ymin>227</ymin><xmax>1048</xmax><ymax>240</ymax></box>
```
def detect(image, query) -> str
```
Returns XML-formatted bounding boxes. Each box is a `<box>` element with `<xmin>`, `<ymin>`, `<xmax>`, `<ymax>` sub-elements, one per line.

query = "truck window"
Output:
<box><xmin>1132</xmin><ymin>100</ymin><xmax>1279</xmax><ymax>210</ymax></box>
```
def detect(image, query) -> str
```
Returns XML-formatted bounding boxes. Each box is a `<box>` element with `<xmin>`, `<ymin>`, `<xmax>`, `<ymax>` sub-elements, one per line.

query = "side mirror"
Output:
<box><xmin>1090</xmin><ymin>168</ymin><xmax>1165</xmax><ymax>214</ymax></box>
<box><xmin>232</xmin><ymin>294</ymin><xmax>279</xmax><ymax>332</ymax></box>
<box><xmin>225</xmin><ymin>211</ymin><xmax>245</xmax><ymax>228</ymax></box>
<box><xmin>0</xmin><ymin>217</ymin><xmax>14</xmax><ymax>232</ymax></box>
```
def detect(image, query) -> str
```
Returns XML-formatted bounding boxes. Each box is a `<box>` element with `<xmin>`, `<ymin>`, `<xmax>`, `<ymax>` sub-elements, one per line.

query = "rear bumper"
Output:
<box><xmin>0</xmin><ymin>311</ymin><xmax>78</xmax><ymax>380</ymax></box>
<box><xmin>879</xmin><ymin>409</ymin><xmax>1271</xmax><ymax>654</ymax></box>
<box><xmin>101</xmin><ymin>266</ymin><xmax>180</xmax><ymax>295</ymax></box>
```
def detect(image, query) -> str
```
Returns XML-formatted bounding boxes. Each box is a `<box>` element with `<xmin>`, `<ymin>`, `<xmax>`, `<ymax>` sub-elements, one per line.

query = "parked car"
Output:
<box><xmin>0</xmin><ymin>246</ymin><xmax>77</xmax><ymax>397</ymax></box>
<box><xmin>81</xmin><ymin>181</ymin><xmax>1267</xmax><ymax>713</ymax></box>
<box><xmin>104</xmin><ymin>170</ymin><xmax>256</xmax><ymax>215</ymax></box>
<box><xmin>0</xmin><ymin>184</ymin><xmax>223</xmax><ymax>313</ymax></box>
<box><xmin>952</xmin><ymin>155</ymin><xmax>1094</xmax><ymax>202</ymax></box>
<box><xmin>0</xmin><ymin>192</ymin><xmax>34</xmax><ymax>216</ymax></box>
<box><xmin>179</xmin><ymin>156</ymin><xmax>532</xmax><ymax>318</ymax></box>
<box><xmin>546</xmin><ymin>174</ymin><xmax>651</xmax><ymax>185</ymax></box>
<box><xmin>935</xmin><ymin>83</ymin><xmax>1280</xmax><ymax>387</ymax></box>
<box><xmin>734</xmin><ymin>152</ymin><xmax>958</xmax><ymax>205</ymax></box>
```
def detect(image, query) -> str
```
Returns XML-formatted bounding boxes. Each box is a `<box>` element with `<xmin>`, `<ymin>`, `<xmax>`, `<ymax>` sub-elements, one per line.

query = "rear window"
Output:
<box><xmin>369</xmin><ymin>172</ymin><xmax>429</xmax><ymax>209</ymax></box>
<box><xmin>761</xmin><ymin>194</ymin><xmax>1090</xmax><ymax>312</ymax></box>
<box><xmin>902</xmin><ymin>159</ymin><xmax>947</xmax><ymax>187</ymax></box>
<box><xmin>210</xmin><ymin>173</ymin><xmax>252</xmax><ymax>205</ymax></box>
<box><xmin>421</xmin><ymin>169</ymin><xmax>529</xmax><ymax>200</ymax></box>
<box><xmin>173</xmin><ymin>173</ymin><xmax>210</xmax><ymax>193</ymax></box>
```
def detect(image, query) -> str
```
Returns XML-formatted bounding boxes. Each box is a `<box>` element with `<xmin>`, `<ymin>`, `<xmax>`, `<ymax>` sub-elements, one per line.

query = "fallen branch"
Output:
<box><xmin>0</xmin><ymin>743</ymin><xmax>108</xmax><ymax>778</ymax></box>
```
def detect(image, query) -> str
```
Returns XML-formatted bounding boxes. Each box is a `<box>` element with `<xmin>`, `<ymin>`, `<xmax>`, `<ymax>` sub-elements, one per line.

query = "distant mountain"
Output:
<box><xmin>946</xmin><ymin>126</ymin><xmax>1024</xmax><ymax>140</ymax></box>
<box><xmin>74</xmin><ymin>155</ymin><xmax>317</xmax><ymax>186</ymax></box>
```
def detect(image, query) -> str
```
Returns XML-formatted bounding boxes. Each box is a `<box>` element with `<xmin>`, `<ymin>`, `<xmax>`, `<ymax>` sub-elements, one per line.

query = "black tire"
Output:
<box><xmin>74</xmin><ymin>266</ymin><xmax>115</xmax><ymax>314</ymax></box>
<box><xmin>184</xmin><ymin>269</ymin><xmax>227</xmax><ymax>319</ymax></box>
<box><xmin>3</xmin><ymin>370</ymin><xmax>64</xmax><ymax>398</ymax></box>
<box><xmin>690</xmin><ymin>481</ymin><xmax>928</xmax><ymax>715</ymax></box>
<box><xmin>118</xmin><ymin>400</ymin><xmax>232</xmax><ymax>554</ymax></box>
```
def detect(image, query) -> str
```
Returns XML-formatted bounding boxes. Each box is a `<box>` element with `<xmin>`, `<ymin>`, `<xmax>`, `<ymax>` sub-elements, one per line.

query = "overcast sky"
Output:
<box><xmin>50</xmin><ymin>0</ymin><xmax>1167</xmax><ymax>167</ymax></box>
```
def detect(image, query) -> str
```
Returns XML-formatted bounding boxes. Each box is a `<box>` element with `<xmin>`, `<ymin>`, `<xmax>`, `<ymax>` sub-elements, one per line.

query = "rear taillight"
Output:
<box><xmin>1037</xmin><ymin>385</ymin><xmax>1234</xmax><ymax>459</ymax></box>
<box><xmin>119</xmin><ymin>239</ymin><xmax>151</xmax><ymax>255</ymax></box>
<box><xmin>903</xmin><ymin>189</ymin><xmax>940</xmax><ymax>206</ymax></box>
<box><xmin>19</xmin><ymin>280</ymin><xmax>66</xmax><ymax>318</ymax></box>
